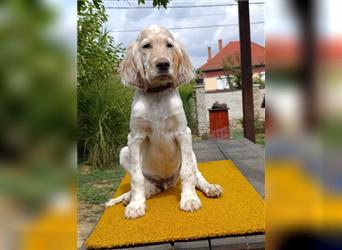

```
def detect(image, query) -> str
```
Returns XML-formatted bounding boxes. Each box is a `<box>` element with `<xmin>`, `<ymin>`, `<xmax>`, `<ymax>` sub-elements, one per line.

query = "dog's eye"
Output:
<box><xmin>142</xmin><ymin>43</ymin><xmax>151</xmax><ymax>49</ymax></box>
<box><xmin>167</xmin><ymin>43</ymin><xmax>174</xmax><ymax>48</ymax></box>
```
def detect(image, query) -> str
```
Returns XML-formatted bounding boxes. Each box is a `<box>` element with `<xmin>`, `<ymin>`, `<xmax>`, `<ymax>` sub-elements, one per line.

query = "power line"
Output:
<box><xmin>110</xmin><ymin>21</ymin><xmax>264</xmax><ymax>33</ymax></box>
<box><xmin>103</xmin><ymin>0</ymin><xmax>236</xmax><ymax>1</ymax></box>
<box><xmin>103</xmin><ymin>0</ymin><xmax>263</xmax><ymax>2</ymax></box>
<box><xmin>105</xmin><ymin>0</ymin><xmax>236</xmax><ymax>1</ymax></box>
<box><xmin>105</xmin><ymin>2</ymin><xmax>265</xmax><ymax>9</ymax></box>
<box><xmin>110</xmin><ymin>5</ymin><xmax>264</xmax><ymax>24</ymax></box>
<box><xmin>110</xmin><ymin>12</ymin><xmax>234</xmax><ymax>25</ymax></box>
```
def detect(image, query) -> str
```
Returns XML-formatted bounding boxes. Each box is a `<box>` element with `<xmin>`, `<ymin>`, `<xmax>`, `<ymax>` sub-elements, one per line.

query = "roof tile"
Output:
<box><xmin>199</xmin><ymin>41</ymin><xmax>265</xmax><ymax>71</ymax></box>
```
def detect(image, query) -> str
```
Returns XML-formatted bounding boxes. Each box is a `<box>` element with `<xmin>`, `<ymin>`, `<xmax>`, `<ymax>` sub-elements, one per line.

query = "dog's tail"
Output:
<box><xmin>105</xmin><ymin>191</ymin><xmax>131</xmax><ymax>208</ymax></box>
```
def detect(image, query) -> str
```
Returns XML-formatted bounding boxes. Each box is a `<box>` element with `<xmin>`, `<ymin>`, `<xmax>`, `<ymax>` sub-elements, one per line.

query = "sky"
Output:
<box><xmin>104</xmin><ymin>0</ymin><xmax>265</xmax><ymax>68</ymax></box>
<box><xmin>49</xmin><ymin>0</ymin><xmax>341</xmax><ymax>68</ymax></box>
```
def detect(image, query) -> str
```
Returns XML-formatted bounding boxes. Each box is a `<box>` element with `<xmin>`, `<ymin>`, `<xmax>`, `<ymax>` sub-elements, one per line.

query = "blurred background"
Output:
<box><xmin>0</xmin><ymin>0</ymin><xmax>341</xmax><ymax>249</ymax></box>
<box><xmin>0</xmin><ymin>0</ymin><xmax>76</xmax><ymax>249</ymax></box>
<box><xmin>266</xmin><ymin>0</ymin><xmax>342</xmax><ymax>249</ymax></box>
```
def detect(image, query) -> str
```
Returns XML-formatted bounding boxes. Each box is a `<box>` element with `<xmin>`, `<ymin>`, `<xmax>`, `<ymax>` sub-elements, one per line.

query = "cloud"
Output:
<box><xmin>125</xmin><ymin>9</ymin><xmax>154</xmax><ymax>20</ymax></box>
<box><xmin>105</xmin><ymin>2</ymin><xmax>265</xmax><ymax>68</ymax></box>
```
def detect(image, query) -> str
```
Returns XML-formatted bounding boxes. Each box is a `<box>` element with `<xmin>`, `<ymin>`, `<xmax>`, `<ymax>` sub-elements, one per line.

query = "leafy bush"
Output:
<box><xmin>179</xmin><ymin>83</ymin><xmax>198</xmax><ymax>135</ymax></box>
<box><xmin>78</xmin><ymin>78</ymin><xmax>133</xmax><ymax>167</ymax></box>
<box><xmin>253</xmin><ymin>75</ymin><xmax>265</xmax><ymax>89</ymax></box>
<box><xmin>78</xmin><ymin>0</ymin><xmax>132</xmax><ymax>167</ymax></box>
<box><xmin>237</xmin><ymin>113</ymin><xmax>265</xmax><ymax>134</ymax></box>
<box><xmin>254</xmin><ymin>113</ymin><xmax>265</xmax><ymax>133</ymax></box>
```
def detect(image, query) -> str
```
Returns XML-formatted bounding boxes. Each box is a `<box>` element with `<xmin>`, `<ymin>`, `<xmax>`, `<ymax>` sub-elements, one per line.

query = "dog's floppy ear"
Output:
<box><xmin>120</xmin><ymin>42</ymin><xmax>147</xmax><ymax>89</ymax></box>
<box><xmin>173</xmin><ymin>42</ymin><xmax>195</xmax><ymax>87</ymax></box>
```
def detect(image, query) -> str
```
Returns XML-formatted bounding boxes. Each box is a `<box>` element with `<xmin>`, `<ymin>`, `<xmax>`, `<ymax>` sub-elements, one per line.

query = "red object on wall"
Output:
<box><xmin>208</xmin><ymin>108</ymin><xmax>230</xmax><ymax>139</ymax></box>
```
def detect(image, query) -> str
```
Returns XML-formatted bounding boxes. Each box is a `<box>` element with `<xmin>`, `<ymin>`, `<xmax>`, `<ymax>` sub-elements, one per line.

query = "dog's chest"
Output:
<box><xmin>131</xmin><ymin>90</ymin><xmax>185</xmax><ymax>134</ymax></box>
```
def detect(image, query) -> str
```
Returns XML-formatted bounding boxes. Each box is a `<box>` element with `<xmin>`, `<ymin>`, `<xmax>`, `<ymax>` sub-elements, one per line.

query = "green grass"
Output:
<box><xmin>256</xmin><ymin>132</ymin><xmax>265</xmax><ymax>146</ymax></box>
<box><xmin>231</xmin><ymin>128</ymin><xmax>265</xmax><ymax>147</ymax></box>
<box><xmin>78</xmin><ymin>166</ymin><xmax>126</xmax><ymax>204</ymax></box>
<box><xmin>231</xmin><ymin>128</ymin><xmax>244</xmax><ymax>139</ymax></box>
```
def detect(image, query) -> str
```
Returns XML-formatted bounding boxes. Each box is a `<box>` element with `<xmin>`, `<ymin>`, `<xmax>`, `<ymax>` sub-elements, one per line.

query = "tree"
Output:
<box><xmin>78</xmin><ymin>0</ymin><xmax>132</xmax><ymax>168</ymax></box>
<box><xmin>78</xmin><ymin>0</ymin><xmax>124</xmax><ymax>87</ymax></box>
<box><xmin>78</xmin><ymin>0</ymin><xmax>171</xmax><ymax>10</ymax></box>
<box><xmin>222</xmin><ymin>54</ymin><xmax>242</xmax><ymax>90</ymax></box>
<box><xmin>138</xmin><ymin>0</ymin><xmax>170</xmax><ymax>8</ymax></box>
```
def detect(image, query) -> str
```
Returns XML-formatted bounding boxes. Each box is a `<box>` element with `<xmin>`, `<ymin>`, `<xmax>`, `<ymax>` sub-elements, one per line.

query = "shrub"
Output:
<box><xmin>253</xmin><ymin>75</ymin><xmax>265</xmax><ymax>89</ymax></box>
<box><xmin>78</xmin><ymin>77</ymin><xmax>133</xmax><ymax>167</ymax></box>
<box><xmin>179</xmin><ymin>83</ymin><xmax>198</xmax><ymax>135</ymax></box>
<box><xmin>237</xmin><ymin>113</ymin><xmax>265</xmax><ymax>134</ymax></box>
<box><xmin>77</xmin><ymin>0</ymin><xmax>131</xmax><ymax>167</ymax></box>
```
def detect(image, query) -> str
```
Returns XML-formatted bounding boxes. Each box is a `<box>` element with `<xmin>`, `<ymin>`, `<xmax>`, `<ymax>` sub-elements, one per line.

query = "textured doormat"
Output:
<box><xmin>85</xmin><ymin>160</ymin><xmax>265</xmax><ymax>249</ymax></box>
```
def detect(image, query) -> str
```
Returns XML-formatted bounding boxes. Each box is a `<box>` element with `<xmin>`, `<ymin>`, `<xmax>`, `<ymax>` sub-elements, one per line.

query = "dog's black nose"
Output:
<box><xmin>155</xmin><ymin>58</ymin><xmax>170</xmax><ymax>71</ymax></box>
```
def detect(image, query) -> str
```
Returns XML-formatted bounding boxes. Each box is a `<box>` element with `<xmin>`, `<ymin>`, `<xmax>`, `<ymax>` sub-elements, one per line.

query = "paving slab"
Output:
<box><xmin>246</xmin><ymin>235</ymin><xmax>265</xmax><ymax>250</ymax></box>
<box><xmin>211</xmin><ymin>236</ymin><xmax>248</xmax><ymax>250</ymax></box>
<box><xmin>174</xmin><ymin>239</ymin><xmax>210</xmax><ymax>250</ymax></box>
<box><xmin>193</xmin><ymin>148</ymin><xmax>226</xmax><ymax>162</ymax></box>
<box><xmin>193</xmin><ymin>140</ymin><xmax>219</xmax><ymax>149</ymax></box>
<box><xmin>120</xmin><ymin>243</ymin><xmax>173</xmax><ymax>250</ymax></box>
<box><xmin>239</xmin><ymin>138</ymin><xmax>265</xmax><ymax>158</ymax></box>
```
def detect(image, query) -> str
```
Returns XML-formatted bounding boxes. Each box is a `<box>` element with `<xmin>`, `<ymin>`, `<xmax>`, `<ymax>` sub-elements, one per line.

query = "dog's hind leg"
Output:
<box><xmin>106</xmin><ymin>146</ymin><xmax>162</xmax><ymax>208</ymax></box>
<box><xmin>106</xmin><ymin>146</ymin><xmax>132</xmax><ymax>208</ymax></box>
<box><xmin>106</xmin><ymin>191</ymin><xmax>131</xmax><ymax>207</ymax></box>
<box><xmin>105</xmin><ymin>180</ymin><xmax>161</xmax><ymax>208</ymax></box>
<box><xmin>192</xmin><ymin>152</ymin><xmax>223</xmax><ymax>198</ymax></box>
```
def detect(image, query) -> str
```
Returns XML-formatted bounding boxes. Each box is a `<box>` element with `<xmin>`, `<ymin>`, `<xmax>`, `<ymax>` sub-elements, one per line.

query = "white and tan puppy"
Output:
<box><xmin>106</xmin><ymin>25</ymin><xmax>222</xmax><ymax>219</ymax></box>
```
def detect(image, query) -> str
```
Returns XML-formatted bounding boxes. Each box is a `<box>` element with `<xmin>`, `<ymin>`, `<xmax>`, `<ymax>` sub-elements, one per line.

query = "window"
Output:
<box><xmin>216</xmin><ymin>76</ymin><xmax>229</xmax><ymax>90</ymax></box>
<box><xmin>260</xmin><ymin>72</ymin><xmax>265</xmax><ymax>81</ymax></box>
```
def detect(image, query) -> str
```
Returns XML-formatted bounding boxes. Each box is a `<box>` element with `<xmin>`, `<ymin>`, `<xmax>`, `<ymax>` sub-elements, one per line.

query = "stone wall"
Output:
<box><xmin>195</xmin><ymin>86</ymin><xmax>265</xmax><ymax>135</ymax></box>
<box><xmin>194</xmin><ymin>84</ymin><xmax>209</xmax><ymax>136</ymax></box>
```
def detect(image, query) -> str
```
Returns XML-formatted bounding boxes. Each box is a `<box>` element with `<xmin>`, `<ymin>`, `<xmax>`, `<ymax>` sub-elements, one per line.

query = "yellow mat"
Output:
<box><xmin>86</xmin><ymin>160</ymin><xmax>265</xmax><ymax>249</ymax></box>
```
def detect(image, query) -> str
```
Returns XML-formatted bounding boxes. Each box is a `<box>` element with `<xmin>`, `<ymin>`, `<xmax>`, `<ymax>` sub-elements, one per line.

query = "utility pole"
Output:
<box><xmin>237</xmin><ymin>0</ymin><xmax>256</xmax><ymax>143</ymax></box>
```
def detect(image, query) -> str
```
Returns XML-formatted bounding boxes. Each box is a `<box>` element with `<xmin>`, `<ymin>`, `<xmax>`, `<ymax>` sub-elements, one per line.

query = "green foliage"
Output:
<box><xmin>254</xmin><ymin>113</ymin><xmax>265</xmax><ymax>133</ymax></box>
<box><xmin>78</xmin><ymin>0</ymin><xmax>102</xmax><ymax>11</ymax></box>
<box><xmin>238</xmin><ymin>114</ymin><xmax>264</xmax><ymax>134</ymax></box>
<box><xmin>231</xmin><ymin>127</ymin><xmax>244</xmax><ymax>139</ymax></box>
<box><xmin>230</xmin><ymin>127</ymin><xmax>264</xmax><ymax>147</ymax></box>
<box><xmin>223</xmin><ymin>54</ymin><xmax>242</xmax><ymax>90</ymax></box>
<box><xmin>78</xmin><ymin>166</ymin><xmax>125</xmax><ymax>204</ymax></box>
<box><xmin>179</xmin><ymin>83</ymin><xmax>198</xmax><ymax>135</ymax></box>
<box><xmin>78</xmin><ymin>0</ymin><xmax>124</xmax><ymax>87</ymax></box>
<box><xmin>0</xmin><ymin>1</ymin><xmax>75</xmax><ymax>212</ymax></box>
<box><xmin>253</xmin><ymin>75</ymin><xmax>265</xmax><ymax>89</ymax></box>
<box><xmin>78</xmin><ymin>77</ymin><xmax>133</xmax><ymax>167</ymax></box>
<box><xmin>256</xmin><ymin>132</ymin><xmax>265</xmax><ymax>146</ymax></box>
<box><xmin>138</xmin><ymin>0</ymin><xmax>170</xmax><ymax>8</ymax></box>
<box><xmin>78</xmin><ymin>0</ymin><xmax>170</xmax><ymax>10</ymax></box>
<box><xmin>78</xmin><ymin>0</ymin><xmax>132</xmax><ymax>168</ymax></box>
<box><xmin>1</xmin><ymin>1</ymin><xmax>75</xmax><ymax>164</ymax></box>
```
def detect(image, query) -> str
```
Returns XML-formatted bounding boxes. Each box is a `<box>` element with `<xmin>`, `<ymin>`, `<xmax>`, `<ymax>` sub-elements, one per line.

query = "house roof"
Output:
<box><xmin>267</xmin><ymin>38</ymin><xmax>342</xmax><ymax>67</ymax></box>
<box><xmin>199</xmin><ymin>41</ymin><xmax>265</xmax><ymax>72</ymax></box>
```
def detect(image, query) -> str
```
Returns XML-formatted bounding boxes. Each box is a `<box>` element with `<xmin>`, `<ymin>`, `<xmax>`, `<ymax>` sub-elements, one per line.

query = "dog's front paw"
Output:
<box><xmin>204</xmin><ymin>184</ymin><xmax>223</xmax><ymax>198</ymax></box>
<box><xmin>125</xmin><ymin>201</ymin><xmax>146</xmax><ymax>219</ymax></box>
<box><xmin>180</xmin><ymin>194</ymin><xmax>202</xmax><ymax>212</ymax></box>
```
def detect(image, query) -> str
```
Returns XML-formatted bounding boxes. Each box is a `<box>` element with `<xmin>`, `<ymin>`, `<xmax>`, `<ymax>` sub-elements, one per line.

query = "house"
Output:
<box><xmin>198</xmin><ymin>40</ymin><xmax>265</xmax><ymax>92</ymax></box>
